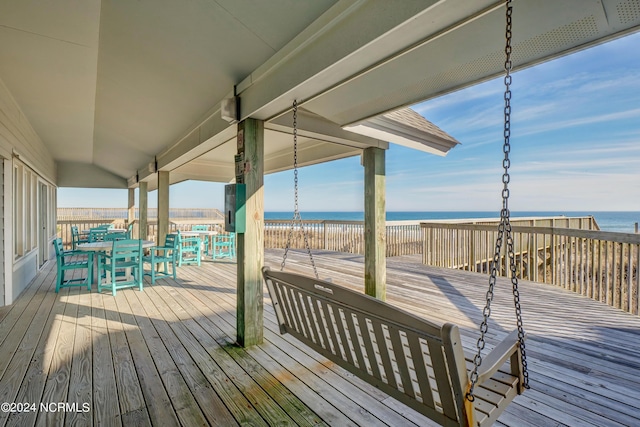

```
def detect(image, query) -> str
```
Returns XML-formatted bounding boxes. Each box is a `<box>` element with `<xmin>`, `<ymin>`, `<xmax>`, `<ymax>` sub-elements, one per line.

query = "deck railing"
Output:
<box><xmin>57</xmin><ymin>220</ymin><xmax>223</xmax><ymax>247</ymax></box>
<box><xmin>57</xmin><ymin>207</ymin><xmax>224</xmax><ymax>221</ymax></box>
<box><xmin>263</xmin><ymin>220</ymin><xmax>422</xmax><ymax>257</ymax></box>
<box><xmin>421</xmin><ymin>222</ymin><xmax>640</xmax><ymax>315</ymax></box>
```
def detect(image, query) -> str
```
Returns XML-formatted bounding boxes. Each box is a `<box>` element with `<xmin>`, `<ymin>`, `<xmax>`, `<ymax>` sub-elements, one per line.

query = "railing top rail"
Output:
<box><xmin>264</xmin><ymin>219</ymin><xmax>424</xmax><ymax>226</ymax></box>
<box><xmin>420</xmin><ymin>215</ymin><xmax>595</xmax><ymax>224</ymax></box>
<box><xmin>420</xmin><ymin>222</ymin><xmax>640</xmax><ymax>244</ymax></box>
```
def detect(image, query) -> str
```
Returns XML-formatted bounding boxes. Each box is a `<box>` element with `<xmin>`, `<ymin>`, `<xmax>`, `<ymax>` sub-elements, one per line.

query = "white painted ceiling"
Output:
<box><xmin>0</xmin><ymin>0</ymin><xmax>638</xmax><ymax>188</ymax></box>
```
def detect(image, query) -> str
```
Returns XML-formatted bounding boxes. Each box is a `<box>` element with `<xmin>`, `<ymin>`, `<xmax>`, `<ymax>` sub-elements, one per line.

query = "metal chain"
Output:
<box><xmin>281</xmin><ymin>100</ymin><xmax>319</xmax><ymax>279</ymax></box>
<box><xmin>467</xmin><ymin>0</ymin><xmax>529</xmax><ymax>401</ymax></box>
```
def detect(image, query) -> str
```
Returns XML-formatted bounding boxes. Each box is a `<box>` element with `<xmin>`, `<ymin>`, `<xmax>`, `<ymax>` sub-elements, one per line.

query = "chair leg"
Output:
<box><xmin>138</xmin><ymin>266</ymin><xmax>144</xmax><ymax>291</ymax></box>
<box><xmin>56</xmin><ymin>265</ymin><xmax>62</xmax><ymax>293</ymax></box>
<box><xmin>97</xmin><ymin>258</ymin><xmax>103</xmax><ymax>293</ymax></box>
<box><xmin>148</xmin><ymin>255</ymin><xmax>155</xmax><ymax>285</ymax></box>
<box><xmin>86</xmin><ymin>254</ymin><xmax>93</xmax><ymax>291</ymax></box>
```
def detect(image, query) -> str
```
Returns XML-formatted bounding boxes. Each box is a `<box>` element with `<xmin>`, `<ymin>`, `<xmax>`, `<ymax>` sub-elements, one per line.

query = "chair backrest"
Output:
<box><xmin>53</xmin><ymin>237</ymin><xmax>63</xmax><ymax>257</ymax></box>
<box><xmin>181</xmin><ymin>236</ymin><xmax>201</xmax><ymax>248</ymax></box>
<box><xmin>218</xmin><ymin>232</ymin><xmax>235</xmax><ymax>244</ymax></box>
<box><xmin>70</xmin><ymin>226</ymin><xmax>80</xmax><ymax>247</ymax></box>
<box><xmin>126</xmin><ymin>222</ymin><xmax>134</xmax><ymax>238</ymax></box>
<box><xmin>89</xmin><ymin>229</ymin><xmax>107</xmax><ymax>242</ymax></box>
<box><xmin>164</xmin><ymin>233</ymin><xmax>179</xmax><ymax>249</ymax></box>
<box><xmin>192</xmin><ymin>225</ymin><xmax>208</xmax><ymax>231</ymax></box>
<box><xmin>104</xmin><ymin>232</ymin><xmax>128</xmax><ymax>241</ymax></box>
<box><xmin>53</xmin><ymin>238</ymin><xmax>67</xmax><ymax>266</ymax></box>
<box><xmin>110</xmin><ymin>239</ymin><xmax>142</xmax><ymax>262</ymax></box>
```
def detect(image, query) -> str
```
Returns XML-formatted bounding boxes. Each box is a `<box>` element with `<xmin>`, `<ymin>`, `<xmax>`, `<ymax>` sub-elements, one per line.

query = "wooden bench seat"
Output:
<box><xmin>262</xmin><ymin>267</ymin><xmax>525</xmax><ymax>427</ymax></box>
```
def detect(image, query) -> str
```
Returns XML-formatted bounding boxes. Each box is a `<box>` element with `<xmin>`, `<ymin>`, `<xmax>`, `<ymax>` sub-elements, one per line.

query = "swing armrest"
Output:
<box><xmin>475</xmin><ymin>330</ymin><xmax>524</xmax><ymax>385</ymax></box>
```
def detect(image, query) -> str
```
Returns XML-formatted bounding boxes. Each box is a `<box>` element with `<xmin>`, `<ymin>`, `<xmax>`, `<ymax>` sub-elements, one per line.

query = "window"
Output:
<box><xmin>30</xmin><ymin>174</ymin><xmax>37</xmax><ymax>250</ymax></box>
<box><xmin>13</xmin><ymin>163</ymin><xmax>23</xmax><ymax>258</ymax></box>
<box><xmin>12</xmin><ymin>160</ymin><xmax>47</xmax><ymax>260</ymax></box>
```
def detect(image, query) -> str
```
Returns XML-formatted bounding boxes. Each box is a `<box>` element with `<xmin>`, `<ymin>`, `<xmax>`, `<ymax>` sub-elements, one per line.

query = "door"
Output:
<box><xmin>38</xmin><ymin>182</ymin><xmax>47</xmax><ymax>267</ymax></box>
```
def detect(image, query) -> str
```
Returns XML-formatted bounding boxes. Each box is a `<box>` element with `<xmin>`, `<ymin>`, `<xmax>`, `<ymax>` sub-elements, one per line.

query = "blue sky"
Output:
<box><xmin>59</xmin><ymin>31</ymin><xmax>640</xmax><ymax>212</ymax></box>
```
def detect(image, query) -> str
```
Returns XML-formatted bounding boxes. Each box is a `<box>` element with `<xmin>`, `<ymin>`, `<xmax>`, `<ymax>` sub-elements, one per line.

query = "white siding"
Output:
<box><xmin>0</xmin><ymin>78</ymin><xmax>56</xmax><ymax>180</ymax></box>
<box><xmin>0</xmin><ymin>75</ymin><xmax>57</xmax><ymax>304</ymax></box>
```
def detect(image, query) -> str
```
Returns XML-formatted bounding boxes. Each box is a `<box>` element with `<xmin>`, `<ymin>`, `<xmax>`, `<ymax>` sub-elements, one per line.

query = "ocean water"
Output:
<box><xmin>265</xmin><ymin>211</ymin><xmax>640</xmax><ymax>233</ymax></box>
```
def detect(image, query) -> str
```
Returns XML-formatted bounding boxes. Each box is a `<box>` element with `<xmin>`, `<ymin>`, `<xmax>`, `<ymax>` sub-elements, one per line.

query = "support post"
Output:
<box><xmin>363</xmin><ymin>147</ymin><xmax>386</xmax><ymax>300</ymax></box>
<box><xmin>127</xmin><ymin>188</ymin><xmax>135</xmax><ymax>237</ymax></box>
<box><xmin>157</xmin><ymin>171</ymin><xmax>169</xmax><ymax>246</ymax></box>
<box><xmin>139</xmin><ymin>182</ymin><xmax>148</xmax><ymax>240</ymax></box>
<box><xmin>236</xmin><ymin>118</ymin><xmax>264</xmax><ymax>347</ymax></box>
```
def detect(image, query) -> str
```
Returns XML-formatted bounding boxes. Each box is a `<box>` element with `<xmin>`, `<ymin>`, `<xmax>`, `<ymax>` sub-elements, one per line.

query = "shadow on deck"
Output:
<box><xmin>0</xmin><ymin>249</ymin><xmax>638</xmax><ymax>426</ymax></box>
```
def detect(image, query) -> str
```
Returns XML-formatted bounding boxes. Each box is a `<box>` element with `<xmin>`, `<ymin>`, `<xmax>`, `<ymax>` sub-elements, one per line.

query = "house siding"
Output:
<box><xmin>0</xmin><ymin>75</ymin><xmax>57</xmax><ymax>304</ymax></box>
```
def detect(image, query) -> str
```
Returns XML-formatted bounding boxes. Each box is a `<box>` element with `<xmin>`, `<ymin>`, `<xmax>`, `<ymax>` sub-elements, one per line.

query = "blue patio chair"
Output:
<box><xmin>212</xmin><ymin>232</ymin><xmax>236</xmax><ymax>259</ymax></box>
<box><xmin>143</xmin><ymin>233</ymin><xmax>179</xmax><ymax>284</ymax></box>
<box><xmin>53</xmin><ymin>238</ymin><xmax>93</xmax><ymax>293</ymax></box>
<box><xmin>71</xmin><ymin>225</ymin><xmax>89</xmax><ymax>250</ymax></box>
<box><xmin>97</xmin><ymin>239</ymin><xmax>143</xmax><ymax>296</ymax></box>
<box><xmin>89</xmin><ymin>227</ymin><xmax>107</xmax><ymax>242</ymax></box>
<box><xmin>177</xmin><ymin>233</ymin><xmax>202</xmax><ymax>266</ymax></box>
<box><xmin>191</xmin><ymin>225</ymin><xmax>210</xmax><ymax>256</ymax></box>
<box><xmin>104</xmin><ymin>232</ymin><xmax>128</xmax><ymax>241</ymax></box>
<box><xmin>126</xmin><ymin>222</ymin><xmax>134</xmax><ymax>239</ymax></box>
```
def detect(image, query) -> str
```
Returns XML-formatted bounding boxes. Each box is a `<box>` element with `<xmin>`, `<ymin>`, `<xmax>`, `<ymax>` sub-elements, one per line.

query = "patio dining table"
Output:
<box><xmin>180</xmin><ymin>230</ymin><xmax>219</xmax><ymax>257</ymax></box>
<box><xmin>77</xmin><ymin>239</ymin><xmax>155</xmax><ymax>284</ymax></box>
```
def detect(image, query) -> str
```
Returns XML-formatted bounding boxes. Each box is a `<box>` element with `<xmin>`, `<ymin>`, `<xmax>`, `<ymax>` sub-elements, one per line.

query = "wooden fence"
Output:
<box><xmin>421</xmin><ymin>222</ymin><xmax>640</xmax><ymax>315</ymax></box>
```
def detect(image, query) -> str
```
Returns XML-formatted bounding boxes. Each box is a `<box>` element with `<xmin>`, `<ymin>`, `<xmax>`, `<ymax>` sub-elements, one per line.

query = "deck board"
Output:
<box><xmin>0</xmin><ymin>250</ymin><xmax>638</xmax><ymax>426</ymax></box>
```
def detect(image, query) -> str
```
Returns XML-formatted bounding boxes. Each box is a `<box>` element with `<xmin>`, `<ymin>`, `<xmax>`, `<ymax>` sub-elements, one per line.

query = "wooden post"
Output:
<box><xmin>139</xmin><ymin>181</ymin><xmax>148</xmax><ymax>240</ymax></box>
<box><xmin>363</xmin><ymin>147</ymin><xmax>386</xmax><ymax>300</ymax></box>
<box><xmin>323</xmin><ymin>221</ymin><xmax>328</xmax><ymax>250</ymax></box>
<box><xmin>236</xmin><ymin>118</ymin><xmax>264</xmax><ymax>347</ymax></box>
<box><xmin>127</xmin><ymin>188</ymin><xmax>135</xmax><ymax>237</ymax></box>
<box><xmin>157</xmin><ymin>171</ymin><xmax>169</xmax><ymax>246</ymax></box>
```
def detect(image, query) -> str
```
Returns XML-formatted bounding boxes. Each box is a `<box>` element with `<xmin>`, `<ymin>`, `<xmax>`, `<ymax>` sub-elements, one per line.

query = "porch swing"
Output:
<box><xmin>262</xmin><ymin>1</ymin><xmax>528</xmax><ymax>425</ymax></box>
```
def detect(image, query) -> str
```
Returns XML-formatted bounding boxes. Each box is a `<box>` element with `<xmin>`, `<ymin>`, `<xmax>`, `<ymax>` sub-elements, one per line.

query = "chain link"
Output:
<box><xmin>281</xmin><ymin>100</ymin><xmax>319</xmax><ymax>279</ymax></box>
<box><xmin>467</xmin><ymin>0</ymin><xmax>529</xmax><ymax>402</ymax></box>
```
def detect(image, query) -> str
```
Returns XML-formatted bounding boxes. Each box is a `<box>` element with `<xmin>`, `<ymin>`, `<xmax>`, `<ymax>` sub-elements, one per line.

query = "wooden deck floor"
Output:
<box><xmin>0</xmin><ymin>249</ymin><xmax>639</xmax><ymax>426</ymax></box>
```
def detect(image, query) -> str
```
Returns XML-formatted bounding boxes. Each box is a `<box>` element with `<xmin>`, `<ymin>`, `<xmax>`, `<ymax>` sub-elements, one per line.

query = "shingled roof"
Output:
<box><xmin>344</xmin><ymin>107</ymin><xmax>460</xmax><ymax>156</ymax></box>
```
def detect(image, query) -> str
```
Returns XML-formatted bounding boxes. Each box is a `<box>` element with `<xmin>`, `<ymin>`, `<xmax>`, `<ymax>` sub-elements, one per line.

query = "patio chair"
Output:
<box><xmin>97</xmin><ymin>239</ymin><xmax>143</xmax><ymax>296</ymax></box>
<box><xmin>71</xmin><ymin>225</ymin><xmax>89</xmax><ymax>250</ymax></box>
<box><xmin>143</xmin><ymin>233</ymin><xmax>179</xmax><ymax>284</ymax></box>
<box><xmin>53</xmin><ymin>238</ymin><xmax>93</xmax><ymax>293</ymax></box>
<box><xmin>88</xmin><ymin>227</ymin><xmax>107</xmax><ymax>242</ymax></box>
<box><xmin>191</xmin><ymin>224</ymin><xmax>210</xmax><ymax>256</ymax></box>
<box><xmin>212</xmin><ymin>232</ymin><xmax>235</xmax><ymax>259</ymax></box>
<box><xmin>104</xmin><ymin>232</ymin><xmax>128</xmax><ymax>241</ymax></box>
<box><xmin>177</xmin><ymin>233</ymin><xmax>202</xmax><ymax>266</ymax></box>
<box><xmin>126</xmin><ymin>222</ymin><xmax>134</xmax><ymax>239</ymax></box>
